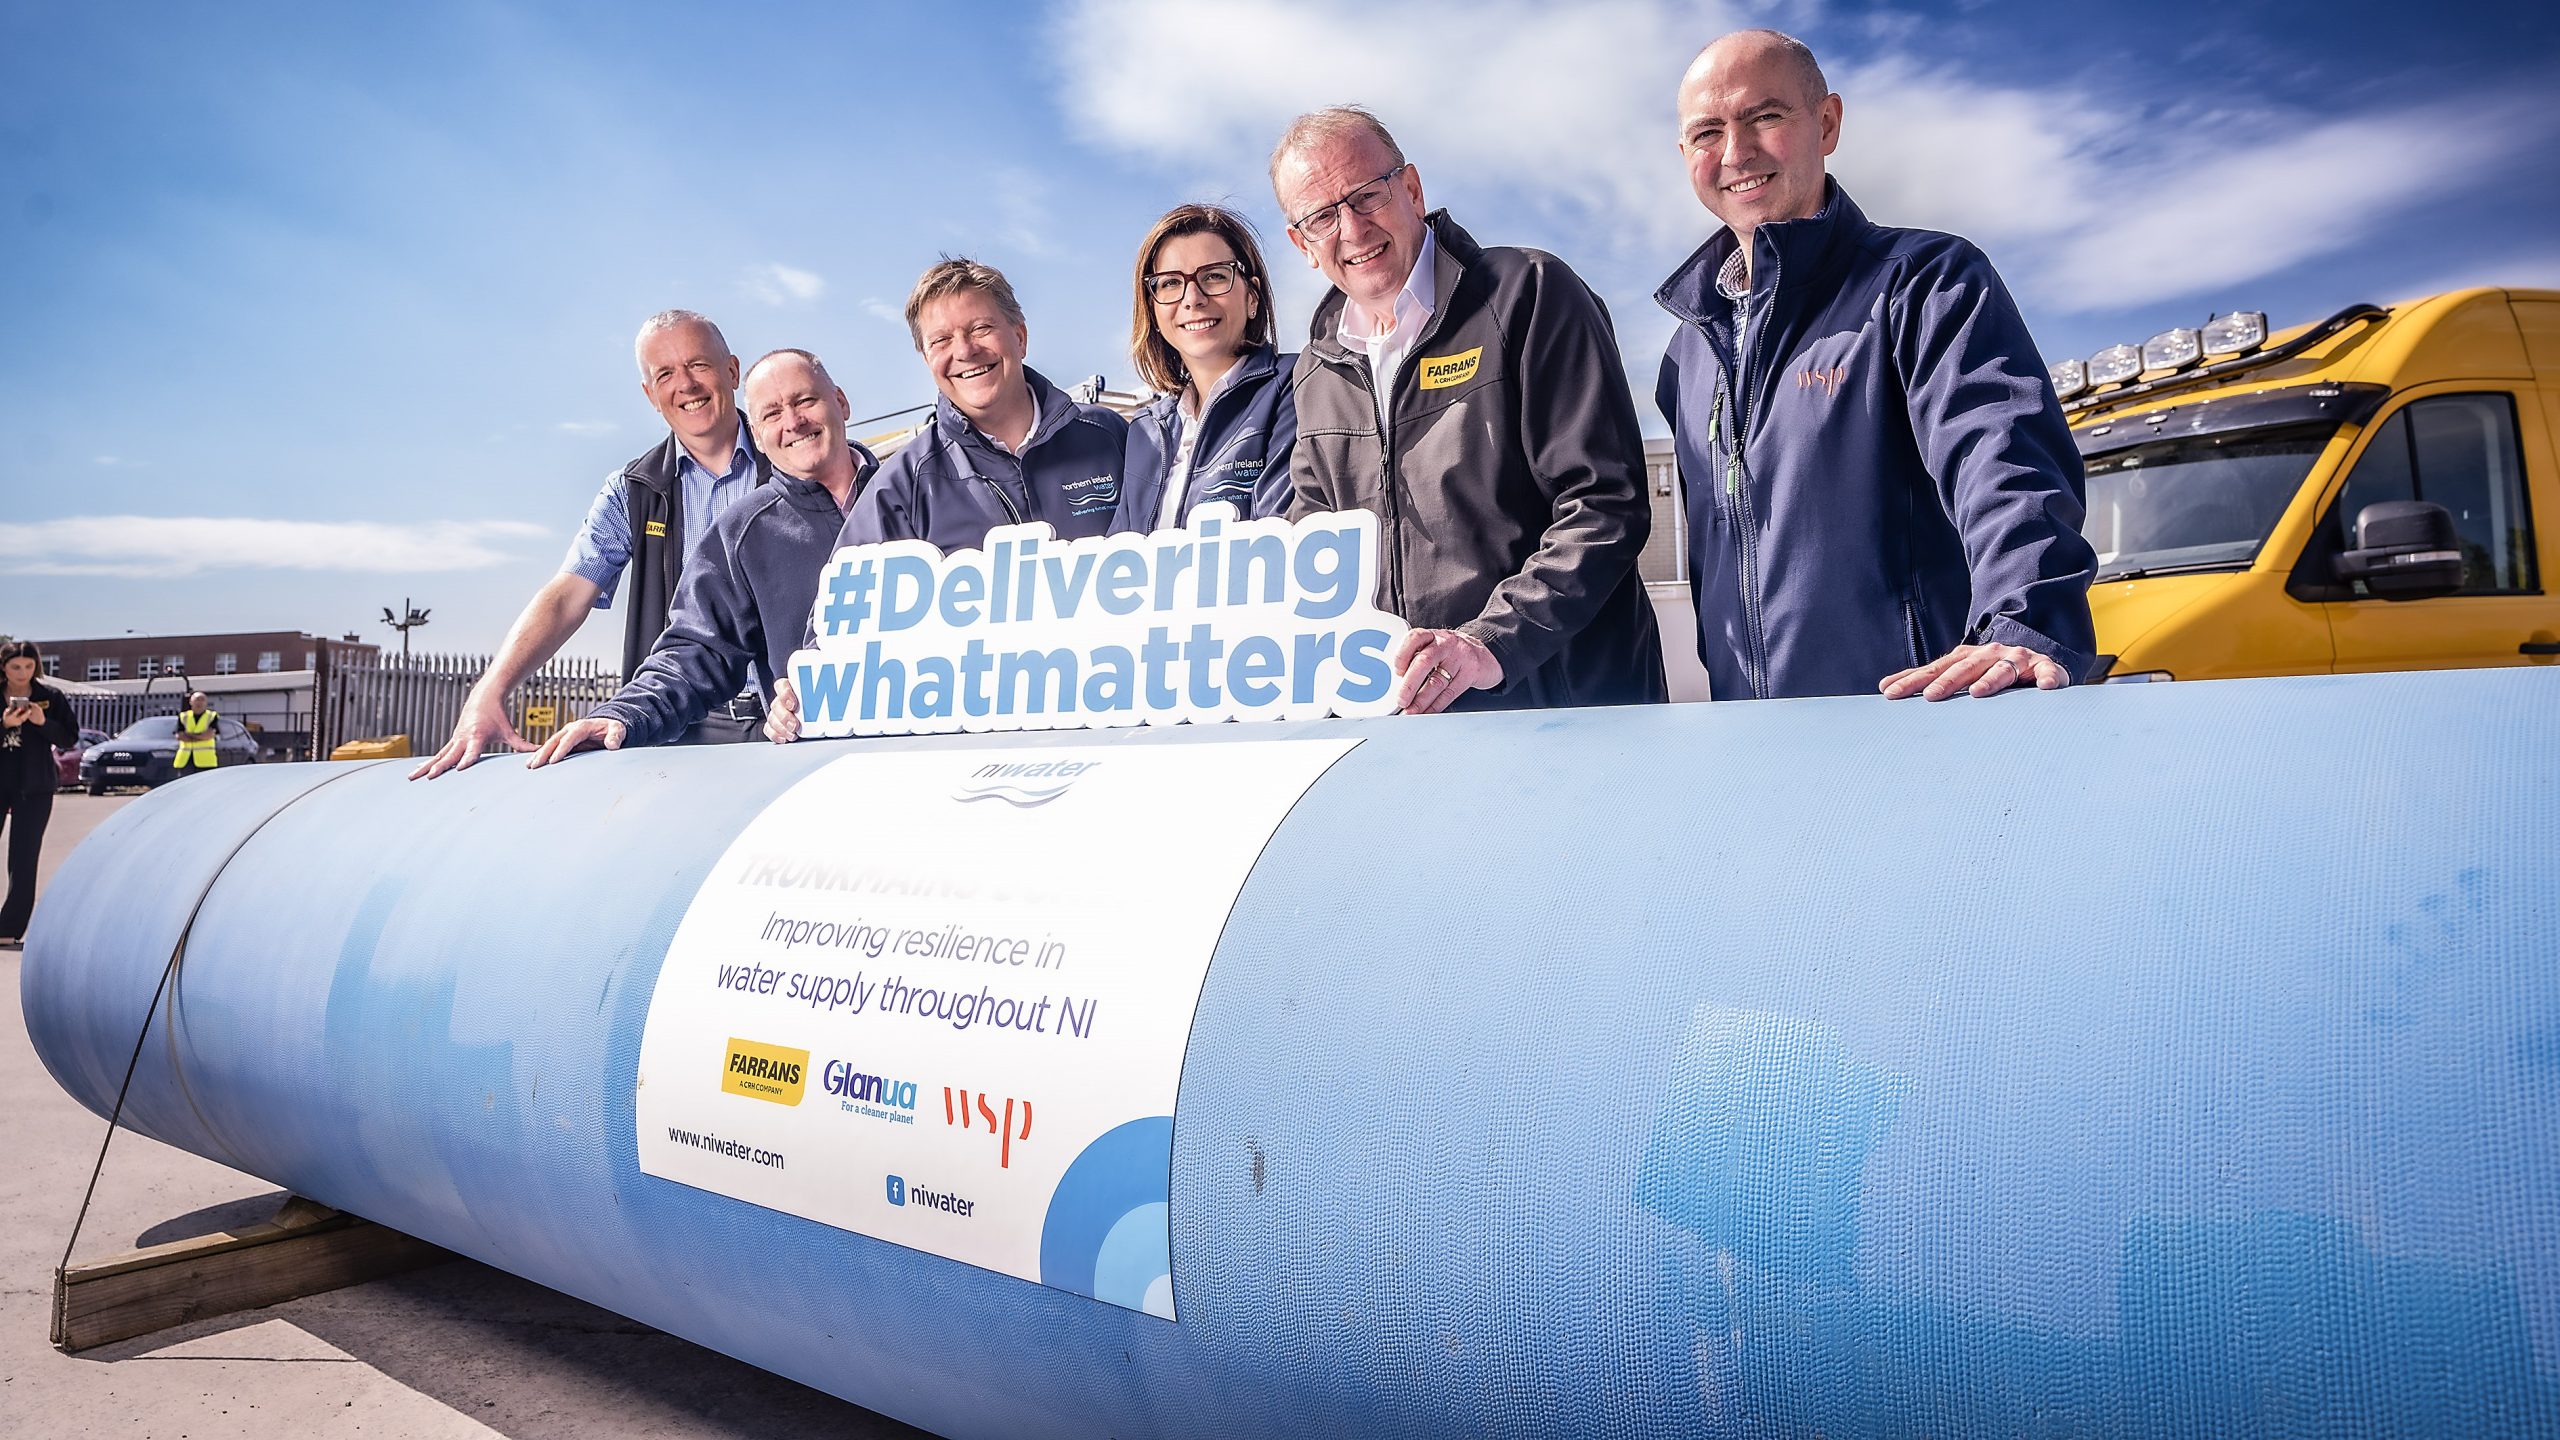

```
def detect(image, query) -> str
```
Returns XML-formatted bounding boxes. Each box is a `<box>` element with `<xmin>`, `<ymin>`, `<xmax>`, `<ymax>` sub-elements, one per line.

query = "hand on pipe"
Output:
<box><xmin>1390</xmin><ymin>629</ymin><xmax>1502</xmax><ymax>716</ymax></box>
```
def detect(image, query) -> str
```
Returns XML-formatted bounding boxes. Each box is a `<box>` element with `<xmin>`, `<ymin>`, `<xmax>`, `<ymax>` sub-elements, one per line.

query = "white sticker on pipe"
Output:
<box><xmin>634</xmin><ymin>736</ymin><xmax>1359</xmax><ymax>1319</ymax></box>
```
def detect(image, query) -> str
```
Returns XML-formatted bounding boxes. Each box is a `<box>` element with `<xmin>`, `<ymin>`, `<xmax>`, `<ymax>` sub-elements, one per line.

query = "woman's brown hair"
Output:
<box><xmin>1128</xmin><ymin>204</ymin><xmax>1277</xmax><ymax>395</ymax></box>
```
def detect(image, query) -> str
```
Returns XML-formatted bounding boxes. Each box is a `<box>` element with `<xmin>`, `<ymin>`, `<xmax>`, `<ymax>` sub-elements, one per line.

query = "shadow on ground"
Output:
<box><xmin>83</xmin><ymin>1195</ymin><xmax>931</xmax><ymax>1438</ymax></box>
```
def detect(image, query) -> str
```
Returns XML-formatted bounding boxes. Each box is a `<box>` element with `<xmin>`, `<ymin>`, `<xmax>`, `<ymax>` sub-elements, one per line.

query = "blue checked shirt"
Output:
<box><xmin>559</xmin><ymin>417</ymin><xmax>760</xmax><ymax>603</ymax></box>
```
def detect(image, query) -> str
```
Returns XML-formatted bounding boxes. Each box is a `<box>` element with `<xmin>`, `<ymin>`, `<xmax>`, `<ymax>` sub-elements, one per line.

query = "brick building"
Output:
<box><xmin>33</xmin><ymin>631</ymin><xmax>379</xmax><ymax>685</ymax></box>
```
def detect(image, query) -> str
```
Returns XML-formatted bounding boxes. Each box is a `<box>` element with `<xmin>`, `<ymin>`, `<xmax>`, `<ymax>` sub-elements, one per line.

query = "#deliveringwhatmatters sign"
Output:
<box><xmin>633</xmin><ymin>738</ymin><xmax>1358</xmax><ymax>1319</ymax></box>
<box><xmin>788</xmin><ymin>504</ymin><xmax>1408</xmax><ymax>736</ymax></box>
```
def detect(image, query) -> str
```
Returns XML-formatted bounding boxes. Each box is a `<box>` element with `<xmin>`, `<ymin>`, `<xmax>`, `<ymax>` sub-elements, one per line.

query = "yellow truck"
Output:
<box><xmin>2059</xmin><ymin>287</ymin><xmax>2560</xmax><ymax>680</ymax></box>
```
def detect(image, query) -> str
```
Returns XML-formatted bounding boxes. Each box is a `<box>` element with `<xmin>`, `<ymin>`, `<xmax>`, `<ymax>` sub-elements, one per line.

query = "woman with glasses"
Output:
<box><xmin>1115</xmin><ymin>204</ymin><xmax>1298</xmax><ymax>533</ymax></box>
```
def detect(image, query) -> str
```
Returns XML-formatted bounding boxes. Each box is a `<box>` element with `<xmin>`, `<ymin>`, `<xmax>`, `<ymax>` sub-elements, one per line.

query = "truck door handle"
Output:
<box><xmin>2523</xmin><ymin>641</ymin><xmax>2560</xmax><ymax>656</ymax></box>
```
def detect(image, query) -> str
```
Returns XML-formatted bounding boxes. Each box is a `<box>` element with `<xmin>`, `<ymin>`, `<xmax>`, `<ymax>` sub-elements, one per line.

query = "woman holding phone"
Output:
<box><xmin>1115</xmin><ymin>204</ymin><xmax>1297</xmax><ymax>532</ymax></box>
<box><xmin>1</xmin><ymin>640</ymin><xmax>78</xmax><ymax>946</ymax></box>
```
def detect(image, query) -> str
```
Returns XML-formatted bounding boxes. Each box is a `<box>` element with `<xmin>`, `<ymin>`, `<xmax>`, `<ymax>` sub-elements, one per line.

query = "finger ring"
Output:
<box><xmin>1429</xmin><ymin>665</ymin><xmax>1453</xmax><ymax>685</ymax></box>
<box><xmin>1993</xmin><ymin>657</ymin><xmax>2019</xmax><ymax>674</ymax></box>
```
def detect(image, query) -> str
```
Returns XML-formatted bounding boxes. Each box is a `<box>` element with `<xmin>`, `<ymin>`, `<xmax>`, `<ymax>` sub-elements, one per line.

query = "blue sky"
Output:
<box><xmin>5</xmin><ymin>0</ymin><xmax>2555</xmax><ymax>660</ymax></box>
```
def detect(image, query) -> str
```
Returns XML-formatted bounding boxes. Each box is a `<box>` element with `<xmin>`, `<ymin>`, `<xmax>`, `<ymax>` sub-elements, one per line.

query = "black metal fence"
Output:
<box><xmin>313</xmin><ymin>651</ymin><xmax>621</xmax><ymax>759</ymax></box>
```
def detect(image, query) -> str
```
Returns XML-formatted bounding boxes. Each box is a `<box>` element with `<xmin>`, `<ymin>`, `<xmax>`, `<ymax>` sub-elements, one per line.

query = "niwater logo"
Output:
<box><xmin>1418</xmin><ymin>346</ymin><xmax>1483</xmax><ymax>390</ymax></box>
<box><xmin>823</xmin><ymin>1059</ymin><xmax>919</xmax><ymax>1124</ymax></box>
<box><xmin>951</xmin><ymin>757</ymin><xmax>1101</xmax><ymax>808</ymax></box>
<box><xmin>944</xmin><ymin>1086</ymin><xmax>1035</xmax><ymax>1169</ymax></box>
<box><xmin>720</xmin><ymin>1037</ymin><xmax>809</xmax><ymax>1106</ymax></box>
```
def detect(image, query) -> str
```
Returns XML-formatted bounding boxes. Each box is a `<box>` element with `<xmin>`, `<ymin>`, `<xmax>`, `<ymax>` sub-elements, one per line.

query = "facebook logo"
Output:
<box><xmin>885</xmin><ymin>1174</ymin><xmax>906</xmax><ymax>1206</ymax></box>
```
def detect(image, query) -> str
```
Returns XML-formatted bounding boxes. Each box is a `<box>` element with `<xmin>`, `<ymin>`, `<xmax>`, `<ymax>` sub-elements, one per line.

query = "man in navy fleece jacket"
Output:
<box><xmin>1657</xmin><ymin>29</ymin><xmax>2097</xmax><ymax>702</ymax></box>
<box><xmin>529</xmin><ymin>350</ymin><xmax>876</xmax><ymax>765</ymax></box>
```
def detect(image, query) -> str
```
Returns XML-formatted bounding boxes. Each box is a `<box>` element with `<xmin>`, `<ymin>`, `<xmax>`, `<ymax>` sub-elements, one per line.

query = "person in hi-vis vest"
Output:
<box><xmin>172</xmin><ymin>691</ymin><xmax>220</xmax><ymax>774</ymax></box>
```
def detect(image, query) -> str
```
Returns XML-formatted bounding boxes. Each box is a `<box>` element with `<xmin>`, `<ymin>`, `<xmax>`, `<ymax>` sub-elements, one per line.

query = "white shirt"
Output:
<box><xmin>1155</xmin><ymin>361</ymin><xmax>1253</xmax><ymax>530</ymax></box>
<box><xmin>1336</xmin><ymin>227</ymin><xmax>1440</xmax><ymax>421</ymax></box>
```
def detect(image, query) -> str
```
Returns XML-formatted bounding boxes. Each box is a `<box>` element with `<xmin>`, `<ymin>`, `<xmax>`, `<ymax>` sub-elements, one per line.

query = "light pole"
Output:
<box><xmin>380</xmin><ymin>599</ymin><xmax>431</xmax><ymax>659</ymax></box>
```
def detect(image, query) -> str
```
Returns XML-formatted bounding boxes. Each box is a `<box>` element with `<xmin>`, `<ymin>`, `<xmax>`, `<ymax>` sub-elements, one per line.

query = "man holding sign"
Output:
<box><xmin>1271</xmin><ymin>107</ymin><xmax>1665</xmax><ymax>714</ymax></box>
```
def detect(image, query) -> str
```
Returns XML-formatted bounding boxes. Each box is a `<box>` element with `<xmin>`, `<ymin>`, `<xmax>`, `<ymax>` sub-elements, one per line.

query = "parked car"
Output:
<box><xmin>55</xmin><ymin>727</ymin><xmax>107</xmax><ymax>791</ymax></box>
<box><xmin>80</xmin><ymin>715</ymin><xmax>259</xmax><ymax>792</ymax></box>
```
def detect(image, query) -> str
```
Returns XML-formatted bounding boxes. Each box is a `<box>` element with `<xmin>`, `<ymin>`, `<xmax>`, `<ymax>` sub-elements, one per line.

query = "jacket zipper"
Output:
<box><xmin>1174</xmin><ymin>365</ymin><xmax>1251</xmax><ymax>524</ymax></box>
<box><xmin>1715</xmin><ymin>263</ymin><xmax>1777</xmax><ymax>700</ymax></box>
<box><xmin>1369</xmin><ymin>352</ymin><xmax>1404</xmax><ymax>617</ymax></box>
<box><xmin>973</xmin><ymin>441</ymin><xmax>1027</xmax><ymax>527</ymax></box>
<box><xmin>981</xmin><ymin>478</ymin><xmax>1025</xmax><ymax>526</ymax></box>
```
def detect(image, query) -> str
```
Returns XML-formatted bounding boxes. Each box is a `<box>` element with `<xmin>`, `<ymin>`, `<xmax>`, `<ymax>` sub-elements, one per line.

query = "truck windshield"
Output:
<box><xmin>2084</xmin><ymin>423</ymin><xmax>2337</xmax><ymax>583</ymax></box>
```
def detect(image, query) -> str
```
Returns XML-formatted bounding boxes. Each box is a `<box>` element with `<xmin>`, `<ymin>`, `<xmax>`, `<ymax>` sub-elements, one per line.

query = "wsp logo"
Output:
<box><xmin>944</xmin><ymin>1087</ymin><xmax>1035</xmax><ymax>1168</ymax></box>
<box><xmin>1795</xmin><ymin>364</ymin><xmax>1849</xmax><ymax>397</ymax></box>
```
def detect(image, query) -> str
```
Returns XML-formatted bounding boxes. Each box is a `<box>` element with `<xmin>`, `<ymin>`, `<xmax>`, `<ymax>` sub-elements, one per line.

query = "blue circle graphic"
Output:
<box><xmin>1039</xmin><ymin>1115</ymin><xmax>1175</xmax><ymax>1315</ymax></box>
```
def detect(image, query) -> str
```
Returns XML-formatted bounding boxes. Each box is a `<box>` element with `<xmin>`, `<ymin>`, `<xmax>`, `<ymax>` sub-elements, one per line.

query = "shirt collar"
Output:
<box><xmin>678</xmin><ymin>416</ymin><xmax>754</xmax><ymax>484</ymax></box>
<box><xmin>1338</xmin><ymin>226</ymin><xmax>1440</xmax><ymax>346</ymax></box>
<box><xmin>1714</xmin><ymin>245</ymin><xmax>1752</xmax><ymax>303</ymax></box>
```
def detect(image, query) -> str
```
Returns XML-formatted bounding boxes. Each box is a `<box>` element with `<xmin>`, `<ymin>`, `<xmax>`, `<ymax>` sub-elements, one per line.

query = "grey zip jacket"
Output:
<box><xmin>1290</xmin><ymin>211</ymin><xmax>1665</xmax><ymax>710</ymax></box>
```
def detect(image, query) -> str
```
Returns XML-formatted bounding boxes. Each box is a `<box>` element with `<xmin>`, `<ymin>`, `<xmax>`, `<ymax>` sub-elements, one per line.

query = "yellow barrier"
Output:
<box><xmin>329</xmin><ymin>735</ymin><xmax>413</xmax><ymax>761</ymax></box>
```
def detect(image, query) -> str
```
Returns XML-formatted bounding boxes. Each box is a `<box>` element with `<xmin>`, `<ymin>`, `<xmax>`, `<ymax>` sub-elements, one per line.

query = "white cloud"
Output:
<box><xmin>2349</xmin><ymin>246</ymin><xmax>2560</xmax><ymax>309</ymax></box>
<box><xmin>1051</xmin><ymin>0</ymin><xmax>2551</xmax><ymax>316</ymax></box>
<box><xmin>555</xmin><ymin>419</ymin><xmax>618</xmax><ymax>436</ymax></box>
<box><xmin>0</xmin><ymin>517</ymin><xmax>550</xmax><ymax>578</ymax></box>
<box><xmin>861</xmin><ymin>296</ymin><xmax>904</xmax><ymax>325</ymax></box>
<box><xmin>741</xmin><ymin>262</ymin><xmax>828</xmax><ymax>305</ymax></box>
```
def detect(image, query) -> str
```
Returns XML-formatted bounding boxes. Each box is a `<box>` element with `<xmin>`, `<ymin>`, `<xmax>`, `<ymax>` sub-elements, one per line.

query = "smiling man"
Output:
<box><xmin>530</xmin><ymin>349</ymin><xmax>876</xmax><ymax>765</ymax></box>
<box><xmin>1271</xmin><ymin>106</ymin><xmax>1663</xmax><ymax>715</ymax></box>
<box><xmin>414</xmin><ymin>309</ymin><xmax>771</xmax><ymax>778</ymax></box>
<box><xmin>1657</xmin><ymin>30</ymin><xmax>2096</xmax><ymax>702</ymax></box>
<box><xmin>835</xmin><ymin>257</ymin><xmax>1128</xmax><ymax>552</ymax></box>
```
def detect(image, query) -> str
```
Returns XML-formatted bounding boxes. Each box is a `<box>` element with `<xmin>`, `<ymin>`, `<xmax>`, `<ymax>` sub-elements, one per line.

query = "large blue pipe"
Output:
<box><xmin>24</xmin><ymin>670</ymin><xmax>2560</xmax><ymax>1436</ymax></box>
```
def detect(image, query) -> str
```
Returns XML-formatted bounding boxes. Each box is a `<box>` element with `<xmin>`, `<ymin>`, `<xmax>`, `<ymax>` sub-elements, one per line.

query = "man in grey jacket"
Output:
<box><xmin>1272</xmin><ymin>107</ymin><xmax>1664</xmax><ymax>714</ymax></box>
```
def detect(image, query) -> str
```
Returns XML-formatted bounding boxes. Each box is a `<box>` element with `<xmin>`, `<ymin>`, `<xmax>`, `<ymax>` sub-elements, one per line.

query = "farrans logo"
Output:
<box><xmin>1418</xmin><ymin>346</ymin><xmax>1483</xmax><ymax>390</ymax></box>
<box><xmin>720</xmin><ymin>1037</ymin><xmax>810</xmax><ymax>1106</ymax></box>
<box><xmin>788</xmin><ymin>505</ymin><xmax>1407</xmax><ymax>737</ymax></box>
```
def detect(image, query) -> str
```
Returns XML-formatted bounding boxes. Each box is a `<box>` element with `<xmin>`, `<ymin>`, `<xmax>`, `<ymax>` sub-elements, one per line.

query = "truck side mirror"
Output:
<box><xmin>2333</xmin><ymin>500</ymin><xmax>2465</xmax><ymax>601</ymax></box>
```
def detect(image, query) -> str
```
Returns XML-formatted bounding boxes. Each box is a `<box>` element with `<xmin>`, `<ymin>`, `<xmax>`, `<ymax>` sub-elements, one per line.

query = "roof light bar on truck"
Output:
<box><xmin>2065</xmin><ymin>303</ymin><xmax>2387</xmax><ymax>418</ymax></box>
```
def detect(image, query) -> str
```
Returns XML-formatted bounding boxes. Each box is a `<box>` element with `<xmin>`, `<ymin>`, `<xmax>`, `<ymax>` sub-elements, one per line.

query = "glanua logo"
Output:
<box><xmin>885</xmin><ymin>1174</ymin><xmax>906</xmax><ymax>1206</ymax></box>
<box><xmin>720</xmin><ymin>1037</ymin><xmax>809</xmax><ymax>1106</ymax></box>
<box><xmin>824</xmin><ymin>1059</ymin><xmax>920</xmax><ymax>1124</ymax></box>
<box><xmin>944</xmin><ymin>1087</ymin><xmax>1035</xmax><ymax>1168</ymax></box>
<box><xmin>1418</xmin><ymin>346</ymin><xmax>1483</xmax><ymax>390</ymax></box>
<box><xmin>950</xmin><ymin>758</ymin><xmax>1101</xmax><ymax>809</ymax></box>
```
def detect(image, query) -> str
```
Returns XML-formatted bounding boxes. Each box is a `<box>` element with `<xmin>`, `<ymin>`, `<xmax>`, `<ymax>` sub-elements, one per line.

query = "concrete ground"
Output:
<box><xmin>4</xmin><ymin>793</ymin><xmax>924</xmax><ymax>1438</ymax></box>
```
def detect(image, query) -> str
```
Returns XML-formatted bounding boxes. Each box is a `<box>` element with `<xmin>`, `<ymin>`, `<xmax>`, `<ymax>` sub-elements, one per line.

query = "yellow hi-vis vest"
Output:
<box><xmin>177</xmin><ymin>708</ymin><xmax>219</xmax><ymax>764</ymax></box>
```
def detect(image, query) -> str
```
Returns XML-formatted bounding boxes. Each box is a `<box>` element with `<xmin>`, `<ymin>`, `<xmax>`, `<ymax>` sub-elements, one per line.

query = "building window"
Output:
<box><xmin>88</xmin><ymin>658</ymin><xmax>121</xmax><ymax>681</ymax></box>
<box><xmin>164</xmin><ymin>655</ymin><xmax>185</xmax><ymax>675</ymax></box>
<box><xmin>40</xmin><ymin>655</ymin><xmax>60</xmax><ymax>676</ymax></box>
<box><xmin>214</xmin><ymin>652</ymin><xmax>238</xmax><ymax>675</ymax></box>
<box><xmin>138</xmin><ymin>657</ymin><xmax>161</xmax><ymax>678</ymax></box>
<box><xmin>304</xmin><ymin>650</ymin><xmax>316</xmax><ymax>669</ymax></box>
<box><xmin>257</xmin><ymin>651</ymin><xmax>281</xmax><ymax>673</ymax></box>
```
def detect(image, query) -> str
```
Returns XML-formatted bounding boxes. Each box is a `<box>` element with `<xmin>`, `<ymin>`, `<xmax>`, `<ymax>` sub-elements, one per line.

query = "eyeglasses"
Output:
<box><xmin>1144</xmin><ymin>261</ymin><xmax>1247</xmax><ymax>306</ymax></box>
<box><xmin>1289</xmin><ymin>165</ymin><xmax>1408</xmax><ymax>241</ymax></box>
